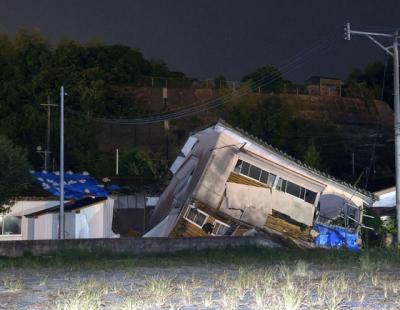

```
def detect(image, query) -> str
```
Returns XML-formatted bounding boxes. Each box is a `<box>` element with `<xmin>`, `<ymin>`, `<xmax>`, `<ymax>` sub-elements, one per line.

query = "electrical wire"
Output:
<box><xmin>96</xmin><ymin>34</ymin><xmax>339</xmax><ymax>124</ymax></box>
<box><xmin>364</xmin><ymin>56</ymin><xmax>389</xmax><ymax>188</ymax></box>
<box><xmin>65</xmin><ymin>31</ymin><xmax>341</xmax><ymax>124</ymax></box>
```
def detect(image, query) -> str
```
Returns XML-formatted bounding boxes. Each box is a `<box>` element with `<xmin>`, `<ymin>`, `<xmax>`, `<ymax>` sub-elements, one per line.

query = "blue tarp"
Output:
<box><xmin>32</xmin><ymin>171</ymin><xmax>108</xmax><ymax>199</ymax></box>
<box><xmin>314</xmin><ymin>223</ymin><xmax>360</xmax><ymax>251</ymax></box>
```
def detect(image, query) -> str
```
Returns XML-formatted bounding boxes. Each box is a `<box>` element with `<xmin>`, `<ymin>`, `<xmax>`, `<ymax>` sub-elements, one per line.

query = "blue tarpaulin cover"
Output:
<box><xmin>32</xmin><ymin>171</ymin><xmax>108</xmax><ymax>199</ymax></box>
<box><xmin>314</xmin><ymin>223</ymin><xmax>360</xmax><ymax>251</ymax></box>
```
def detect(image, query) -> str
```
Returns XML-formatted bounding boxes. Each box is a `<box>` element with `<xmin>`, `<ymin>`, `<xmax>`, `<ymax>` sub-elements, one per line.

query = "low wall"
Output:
<box><xmin>0</xmin><ymin>236</ymin><xmax>275</xmax><ymax>257</ymax></box>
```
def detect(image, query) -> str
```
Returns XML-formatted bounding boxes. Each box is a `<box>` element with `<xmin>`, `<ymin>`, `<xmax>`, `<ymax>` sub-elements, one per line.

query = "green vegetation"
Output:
<box><xmin>223</xmin><ymin>89</ymin><xmax>346</xmax><ymax>177</ymax></box>
<box><xmin>303</xmin><ymin>139</ymin><xmax>325</xmax><ymax>171</ymax></box>
<box><xmin>120</xmin><ymin>147</ymin><xmax>166</xmax><ymax>180</ymax></box>
<box><xmin>1</xmin><ymin>246</ymin><xmax>399</xmax><ymax>269</ymax></box>
<box><xmin>0</xmin><ymin>136</ymin><xmax>32</xmax><ymax>212</ymax></box>
<box><xmin>0</xmin><ymin>29</ymin><xmax>173</xmax><ymax>176</ymax></box>
<box><xmin>241</xmin><ymin>65</ymin><xmax>293</xmax><ymax>93</ymax></box>
<box><xmin>345</xmin><ymin>59</ymin><xmax>393</xmax><ymax>107</ymax></box>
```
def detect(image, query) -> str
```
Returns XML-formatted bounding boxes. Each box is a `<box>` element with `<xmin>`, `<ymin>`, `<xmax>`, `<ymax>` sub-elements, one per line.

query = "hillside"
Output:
<box><xmin>95</xmin><ymin>87</ymin><xmax>394</xmax><ymax>190</ymax></box>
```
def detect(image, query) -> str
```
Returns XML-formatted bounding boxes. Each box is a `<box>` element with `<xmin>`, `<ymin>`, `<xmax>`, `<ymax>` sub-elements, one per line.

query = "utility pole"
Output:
<box><xmin>59</xmin><ymin>86</ymin><xmax>65</xmax><ymax>240</ymax></box>
<box><xmin>345</xmin><ymin>23</ymin><xmax>400</xmax><ymax>244</ymax></box>
<box><xmin>116</xmin><ymin>148</ymin><xmax>119</xmax><ymax>175</ymax></box>
<box><xmin>40</xmin><ymin>96</ymin><xmax>57</xmax><ymax>171</ymax></box>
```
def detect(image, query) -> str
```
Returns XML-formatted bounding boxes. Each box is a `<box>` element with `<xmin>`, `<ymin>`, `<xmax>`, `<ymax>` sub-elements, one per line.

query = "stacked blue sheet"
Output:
<box><xmin>314</xmin><ymin>223</ymin><xmax>360</xmax><ymax>251</ymax></box>
<box><xmin>32</xmin><ymin>171</ymin><xmax>108</xmax><ymax>199</ymax></box>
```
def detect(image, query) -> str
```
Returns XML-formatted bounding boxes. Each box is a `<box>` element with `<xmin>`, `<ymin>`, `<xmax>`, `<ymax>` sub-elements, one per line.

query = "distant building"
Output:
<box><xmin>306</xmin><ymin>76</ymin><xmax>342</xmax><ymax>97</ymax></box>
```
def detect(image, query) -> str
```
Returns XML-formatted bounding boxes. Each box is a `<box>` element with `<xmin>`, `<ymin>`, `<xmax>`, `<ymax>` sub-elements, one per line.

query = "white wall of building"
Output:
<box><xmin>1</xmin><ymin>198</ymin><xmax>118</xmax><ymax>241</ymax></box>
<box><xmin>0</xmin><ymin>200</ymin><xmax>59</xmax><ymax>241</ymax></box>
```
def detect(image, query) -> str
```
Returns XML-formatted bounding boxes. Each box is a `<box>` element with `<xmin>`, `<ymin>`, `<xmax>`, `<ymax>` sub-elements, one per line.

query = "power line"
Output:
<box><xmin>344</xmin><ymin>22</ymin><xmax>400</xmax><ymax>243</ymax></box>
<box><xmin>66</xmin><ymin>32</ymin><xmax>340</xmax><ymax>124</ymax></box>
<box><xmin>101</xmin><ymin>34</ymin><xmax>339</xmax><ymax>124</ymax></box>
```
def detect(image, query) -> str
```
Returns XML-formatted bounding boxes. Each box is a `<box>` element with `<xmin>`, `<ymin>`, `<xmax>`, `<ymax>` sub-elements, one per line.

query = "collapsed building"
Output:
<box><xmin>145</xmin><ymin>120</ymin><xmax>375</xmax><ymax>249</ymax></box>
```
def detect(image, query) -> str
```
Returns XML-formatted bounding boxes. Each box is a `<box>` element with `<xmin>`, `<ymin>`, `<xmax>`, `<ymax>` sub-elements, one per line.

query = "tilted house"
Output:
<box><xmin>145</xmin><ymin>120</ymin><xmax>375</xmax><ymax>247</ymax></box>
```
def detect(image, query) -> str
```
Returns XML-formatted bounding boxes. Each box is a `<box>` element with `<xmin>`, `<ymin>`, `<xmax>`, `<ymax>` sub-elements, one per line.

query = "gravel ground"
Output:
<box><xmin>0</xmin><ymin>255</ymin><xmax>399</xmax><ymax>309</ymax></box>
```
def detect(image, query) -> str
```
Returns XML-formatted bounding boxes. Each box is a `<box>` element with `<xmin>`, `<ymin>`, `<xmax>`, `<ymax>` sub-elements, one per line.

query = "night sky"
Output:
<box><xmin>0</xmin><ymin>0</ymin><xmax>399</xmax><ymax>82</ymax></box>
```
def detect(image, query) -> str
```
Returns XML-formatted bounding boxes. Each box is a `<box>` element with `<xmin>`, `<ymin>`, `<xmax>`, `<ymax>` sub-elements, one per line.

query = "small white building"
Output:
<box><xmin>373</xmin><ymin>187</ymin><xmax>395</xmax><ymax>209</ymax></box>
<box><xmin>371</xmin><ymin>187</ymin><xmax>396</xmax><ymax>217</ymax></box>
<box><xmin>0</xmin><ymin>196</ymin><xmax>119</xmax><ymax>241</ymax></box>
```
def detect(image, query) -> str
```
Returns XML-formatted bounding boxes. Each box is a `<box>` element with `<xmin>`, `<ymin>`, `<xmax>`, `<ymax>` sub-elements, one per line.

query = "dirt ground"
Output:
<box><xmin>0</xmin><ymin>249</ymin><xmax>399</xmax><ymax>309</ymax></box>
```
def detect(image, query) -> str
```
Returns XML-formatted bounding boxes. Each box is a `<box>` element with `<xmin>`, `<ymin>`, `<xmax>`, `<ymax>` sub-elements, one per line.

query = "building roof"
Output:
<box><xmin>24</xmin><ymin>197</ymin><xmax>106</xmax><ymax>217</ymax></box>
<box><xmin>32</xmin><ymin>171</ymin><xmax>108</xmax><ymax>199</ymax></box>
<box><xmin>212</xmin><ymin>120</ymin><xmax>375</xmax><ymax>201</ymax></box>
<box><xmin>374</xmin><ymin>186</ymin><xmax>395</xmax><ymax>196</ymax></box>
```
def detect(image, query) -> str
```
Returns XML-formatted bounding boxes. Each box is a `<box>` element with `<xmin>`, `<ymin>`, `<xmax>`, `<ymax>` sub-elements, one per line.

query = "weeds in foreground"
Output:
<box><xmin>143</xmin><ymin>275</ymin><xmax>174</xmax><ymax>305</ymax></box>
<box><xmin>2</xmin><ymin>277</ymin><xmax>23</xmax><ymax>292</ymax></box>
<box><xmin>52</xmin><ymin>279</ymin><xmax>109</xmax><ymax>310</ymax></box>
<box><xmin>39</xmin><ymin>275</ymin><xmax>48</xmax><ymax>286</ymax></box>
<box><xmin>0</xmin><ymin>247</ymin><xmax>399</xmax><ymax>309</ymax></box>
<box><xmin>278</xmin><ymin>284</ymin><xmax>303</xmax><ymax>310</ymax></box>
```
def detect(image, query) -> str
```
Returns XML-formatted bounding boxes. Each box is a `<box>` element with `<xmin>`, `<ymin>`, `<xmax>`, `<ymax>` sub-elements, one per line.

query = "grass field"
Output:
<box><xmin>0</xmin><ymin>247</ymin><xmax>399</xmax><ymax>309</ymax></box>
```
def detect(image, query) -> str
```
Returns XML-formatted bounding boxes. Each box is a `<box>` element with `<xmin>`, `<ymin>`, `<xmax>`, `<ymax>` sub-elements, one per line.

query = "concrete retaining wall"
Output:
<box><xmin>0</xmin><ymin>237</ymin><xmax>273</xmax><ymax>257</ymax></box>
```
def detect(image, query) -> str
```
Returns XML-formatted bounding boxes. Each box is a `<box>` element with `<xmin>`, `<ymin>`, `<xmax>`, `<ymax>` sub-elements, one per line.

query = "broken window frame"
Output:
<box><xmin>211</xmin><ymin>220</ymin><xmax>230</xmax><ymax>236</ymax></box>
<box><xmin>234</xmin><ymin>159</ymin><xmax>276</xmax><ymax>187</ymax></box>
<box><xmin>183</xmin><ymin>205</ymin><xmax>209</xmax><ymax>228</ymax></box>
<box><xmin>276</xmin><ymin>178</ymin><xmax>317</xmax><ymax>205</ymax></box>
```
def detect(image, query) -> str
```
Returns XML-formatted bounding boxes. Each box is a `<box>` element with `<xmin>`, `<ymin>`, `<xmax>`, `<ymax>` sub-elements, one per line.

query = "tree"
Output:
<box><xmin>224</xmin><ymin>87</ymin><xmax>295</xmax><ymax>149</ymax></box>
<box><xmin>303</xmin><ymin>140</ymin><xmax>325</xmax><ymax>171</ymax></box>
<box><xmin>241</xmin><ymin>65</ymin><xmax>284</xmax><ymax>93</ymax></box>
<box><xmin>0</xmin><ymin>136</ymin><xmax>32</xmax><ymax>213</ymax></box>
<box><xmin>0</xmin><ymin>29</ymin><xmax>172</xmax><ymax>174</ymax></box>
<box><xmin>345</xmin><ymin>59</ymin><xmax>393</xmax><ymax>107</ymax></box>
<box><xmin>149</xmin><ymin>58</ymin><xmax>170</xmax><ymax>77</ymax></box>
<box><xmin>120</xmin><ymin>148</ymin><xmax>158</xmax><ymax>178</ymax></box>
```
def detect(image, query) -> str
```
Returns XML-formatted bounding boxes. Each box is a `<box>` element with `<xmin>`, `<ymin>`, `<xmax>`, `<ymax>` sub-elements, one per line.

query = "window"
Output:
<box><xmin>286</xmin><ymin>181</ymin><xmax>301</xmax><ymax>197</ymax></box>
<box><xmin>212</xmin><ymin>221</ymin><xmax>230</xmax><ymax>236</ymax></box>
<box><xmin>305</xmin><ymin>190</ymin><xmax>317</xmax><ymax>204</ymax></box>
<box><xmin>276</xmin><ymin>179</ymin><xmax>287</xmax><ymax>191</ymax></box>
<box><xmin>0</xmin><ymin>216</ymin><xmax>21</xmax><ymax>235</ymax></box>
<box><xmin>260</xmin><ymin>170</ymin><xmax>268</xmax><ymax>183</ymax></box>
<box><xmin>277</xmin><ymin>178</ymin><xmax>317</xmax><ymax>205</ymax></box>
<box><xmin>241</xmin><ymin>161</ymin><xmax>250</xmax><ymax>175</ymax></box>
<box><xmin>234</xmin><ymin>159</ymin><xmax>243</xmax><ymax>173</ymax></box>
<box><xmin>184</xmin><ymin>206</ymin><xmax>208</xmax><ymax>228</ymax></box>
<box><xmin>249</xmin><ymin>165</ymin><xmax>261</xmax><ymax>181</ymax></box>
<box><xmin>234</xmin><ymin>159</ymin><xmax>276</xmax><ymax>186</ymax></box>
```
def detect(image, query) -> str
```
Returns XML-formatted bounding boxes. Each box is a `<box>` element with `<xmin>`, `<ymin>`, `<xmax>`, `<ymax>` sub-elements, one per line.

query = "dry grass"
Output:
<box><xmin>2</xmin><ymin>277</ymin><xmax>23</xmax><ymax>292</ymax></box>
<box><xmin>51</xmin><ymin>279</ymin><xmax>111</xmax><ymax>310</ymax></box>
<box><xmin>1</xmin><ymin>248</ymin><xmax>400</xmax><ymax>309</ymax></box>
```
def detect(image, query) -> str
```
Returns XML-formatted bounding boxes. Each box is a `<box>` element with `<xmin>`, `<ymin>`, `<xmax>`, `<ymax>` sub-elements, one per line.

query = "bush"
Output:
<box><xmin>120</xmin><ymin>148</ymin><xmax>165</xmax><ymax>179</ymax></box>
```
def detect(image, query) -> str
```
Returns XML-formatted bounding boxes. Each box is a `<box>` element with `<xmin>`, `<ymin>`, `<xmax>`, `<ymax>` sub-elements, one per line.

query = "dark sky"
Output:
<box><xmin>0</xmin><ymin>0</ymin><xmax>399</xmax><ymax>82</ymax></box>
